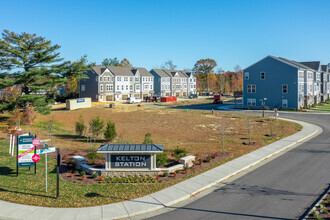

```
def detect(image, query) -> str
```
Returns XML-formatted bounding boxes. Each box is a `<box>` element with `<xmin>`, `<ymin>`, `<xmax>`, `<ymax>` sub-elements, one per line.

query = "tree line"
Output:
<box><xmin>0</xmin><ymin>30</ymin><xmax>243</xmax><ymax>117</ymax></box>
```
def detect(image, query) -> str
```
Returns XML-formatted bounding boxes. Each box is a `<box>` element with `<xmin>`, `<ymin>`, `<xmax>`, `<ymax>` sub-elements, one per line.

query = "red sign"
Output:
<box><xmin>32</xmin><ymin>138</ymin><xmax>41</xmax><ymax>146</ymax></box>
<box><xmin>32</xmin><ymin>154</ymin><xmax>40</xmax><ymax>162</ymax></box>
<box><xmin>17</xmin><ymin>146</ymin><xmax>35</xmax><ymax>159</ymax></box>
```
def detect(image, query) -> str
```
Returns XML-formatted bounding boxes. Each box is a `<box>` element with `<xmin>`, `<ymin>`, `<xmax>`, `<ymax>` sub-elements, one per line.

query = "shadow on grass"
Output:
<box><xmin>84</xmin><ymin>192</ymin><xmax>127</xmax><ymax>200</ymax></box>
<box><xmin>0</xmin><ymin>187</ymin><xmax>54</xmax><ymax>199</ymax></box>
<box><xmin>53</xmin><ymin>134</ymin><xmax>105</xmax><ymax>144</ymax></box>
<box><xmin>0</xmin><ymin>166</ymin><xmax>13</xmax><ymax>175</ymax></box>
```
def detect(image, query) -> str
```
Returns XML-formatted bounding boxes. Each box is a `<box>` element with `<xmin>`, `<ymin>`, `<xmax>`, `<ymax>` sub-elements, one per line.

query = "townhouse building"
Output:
<box><xmin>182</xmin><ymin>71</ymin><xmax>197</xmax><ymax>95</ymax></box>
<box><xmin>80</xmin><ymin>66</ymin><xmax>153</xmax><ymax>101</ymax></box>
<box><xmin>321</xmin><ymin>65</ymin><xmax>329</xmax><ymax>101</ymax></box>
<box><xmin>243</xmin><ymin>56</ymin><xmax>314</xmax><ymax>110</ymax></box>
<box><xmin>150</xmin><ymin>69</ymin><xmax>172</xmax><ymax>97</ymax></box>
<box><xmin>300</xmin><ymin>62</ymin><xmax>322</xmax><ymax>104</ymax></box>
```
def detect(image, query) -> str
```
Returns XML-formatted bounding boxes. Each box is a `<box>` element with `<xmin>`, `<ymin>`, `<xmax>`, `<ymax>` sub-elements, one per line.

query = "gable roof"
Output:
<box><xmin>163</xmin><ymin>69</ymin><xmax>187</xmax><ymax>78</ymax></box>
<box><xmin>300</xmin><ymin>61</ymin><xmax>321</xmax><ymax>71</ymax></box>
<box><xmin>92</xmin><ymin>65</ymin><xmax>108</xmax><ymax>75</ymax></box>
<box><xmin>97</xmin><ymin>144</ymin><xmax>163</xmax><ymax>153</ymax></box>
<box><xmin>151</xmin><ymin>69</ymin><xmax>171</xmax><ymax>77</ymax></box>
<box><xmin>182</xmin><ymin>71</ymin><xmax>194</xmax><ymax>77</ymax></box>
<box><xmin>321</xmin><ymin>65</ymin><xmax>328</xmax><ymax>72</ymax></box>
<box><xmin>133</xmin><ymin>67</ymin><xmax>153</xmax><ymax>77</ymax></box>
<box><xmin>107</xmin><ymin>66</ymin><xmax>134</xmax><ymax>76</ymax></box>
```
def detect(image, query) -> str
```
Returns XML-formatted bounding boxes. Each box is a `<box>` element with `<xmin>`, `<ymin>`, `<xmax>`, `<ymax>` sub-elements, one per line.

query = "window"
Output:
<box><xmin>100</xmin><ymin>77</ymin><xmax>102</xmax><ymax>82</ymax></box>
<box><xmin>144</xmin><ymin>84</ymin><xmax>149</xmax><ymax>90</ymax></box>
<box><xmin>247</xmin><ymin>85</ymin><xmax>256</xmax><ymax>93</ymax></box>
<box><xmin>151</xmin><ymin>78</ymin><xmax>153</xmax><ymax>82</ymax></box>
<box><xmin>100</xmin><ymin>85</ymin><xmax>103</xmax><ymax>91</ymax></box>
<box><xmin>104</xmin><ymin>76</ymin><xmax>106</xmax><ymax>82</ymax></box>
<box><xmin>282</xmin><ymin>99</ymin><xmax>288</xmax><ymax>108</ymax></box>
<box><xmin>150</xmin><ymin>85</ymin><xmax>153</xmax><ymax>90</ymax></box>
<box><xmin>136</xmin><ymin>77</ymin><xmax>139</xmax><ymax>82</ymax></box>
<box><xmin>299</xmin><ymin>72</ymin><xmax>304</xmax><ymax>79</ymax></box>
<box><xmin>260</xmin><ymin>72</ymin><xmax>265</xmax><ymax>80</ymax></box>
<box><xmin>194</xmin><ymin>79</ymin><xmax>196</xmax><ymax>82</ymax></box>
<box><xmin>135</xmin><ymin>84</ymin><xmax>140</xmax><ymax>90</ymax></box>
<box><xmin>282</xmin><ymin>85</ymin><xmax>288</xmax><ymax>94</ymax></box>
<box><xmin>244</xmin><ymin>72</ymin><xmax>249</xmax><ymax>80</ymax></box>
<box><xmin>95</xmin><ymin>77</ymin><xmax>98</xmax><ymax>82</ymax></box>
<box><xmin>130</xmin><ymin>85</ymin><xmax>133</xmax><ymax>90</ymax></box>
<box><xmin>194</xmin><ymin>85</ymin><xmax>196</xmax><ymax>88</ymax></box>
<box><xmin>108</xmin><ymin>76</ymin><xmax>110</xmax><ymax>81</ymax></box>
<box><xmin>81</xmin><ymin>85</ymin><xmax>85</xmax><ymax>91</ymax></box>
<box><xmin>117</xmin><ymin>77</ymin><xmax>121</xmax><ymax>81</ymax></box>
<box><xmin>109</xmin><ymin>85</ymin><xmax>113</xmax><ymax>91</ymax></box>
<box><xmin>190</xmin><ymin>79</ymin><xmax>192</xmax><ymax>82</ymax></box>
<box><xmin>122</xmin><ymin>85</ymin><xmax>124</xmax><ymax>90</ymax></box>
<box><xmin>162</xmin><ymin>85</ymin><xmax>164</xmax><ymax>90</ymax></box>
<box><xmin>124</xmin><ymin>77</ymin><xmax>128</xmax><ymax>81</ymax></box>
<box><xmin>143</xmin><ymin>78</ymin><xmax>145</xmax><ymax>81</ymax></box>
<box><xmin>126</xmin><ymin>85</ymin><xmax>128</xmax><ymax>90</ymax></box>
<box><xmin>247</xmin><ymin>98</ymin><xmax>256</xmax><ymax>106</ymax></box>
<box><xmin>117</xmin><ymin>85</ymin><xmax>119</xmax><ymax>90</ymax></box>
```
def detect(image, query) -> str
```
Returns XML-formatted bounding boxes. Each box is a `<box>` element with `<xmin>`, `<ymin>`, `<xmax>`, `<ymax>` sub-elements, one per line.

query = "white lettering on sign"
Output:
<box><xmin>115</xmin><ymin>156</ymin><xmax>146</xmax><ymax>161</ymax></box>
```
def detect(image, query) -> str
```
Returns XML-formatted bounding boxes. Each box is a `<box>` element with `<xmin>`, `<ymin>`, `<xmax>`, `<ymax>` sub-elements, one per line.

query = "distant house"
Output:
<box><xmin>321</xmin><ymin>65</ymin><xmax>329</xmax><ymax>101</ymax></box>
<box><xmin>300</xmin><ymin>61</ymin><xmax>322</xmax><ymax>104</ymax></box>
<box><xmin>243</xmin><ymin>56</ymin><xmax>321</xmax><ymax>110</ymax></box>
<box><xmin>150</xmin><ymin>69</ymin><xmax>197</xmax><ymax>97</ymax></box>
<box><xmin>79</xmin><ymin>66</ymin><xmax>153</xmax><ymax>101</ymax></box>
<box><xmin>150</xmin><ymin>69</ymin><xmax>171</xmax><ymax>97</ymax></box>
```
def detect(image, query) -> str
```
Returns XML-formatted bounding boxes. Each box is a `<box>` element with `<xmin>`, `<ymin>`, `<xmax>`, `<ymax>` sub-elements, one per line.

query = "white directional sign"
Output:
<box><xmin>36</xmin><ymin>147</ymin><xmax>56</xmax><ymax>155</ymax></box>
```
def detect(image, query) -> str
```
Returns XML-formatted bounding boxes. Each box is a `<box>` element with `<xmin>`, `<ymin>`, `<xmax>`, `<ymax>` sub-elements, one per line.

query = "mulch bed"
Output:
<box><xmin>58</xmin><ymin>151</ymin><xmax>233</xmax><ymax>185</ymax></box>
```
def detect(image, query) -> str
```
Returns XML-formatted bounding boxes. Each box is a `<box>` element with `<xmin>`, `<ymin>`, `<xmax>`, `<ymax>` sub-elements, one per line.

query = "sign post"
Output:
<box><xmin>36</xmin><ymin>144</ymin><xmax>55</xmax><ymax>193</ymax></box>
<box><xmin>56</xmin><ymin>148</ymin><xmax>61</xmax><ymax>199</ymax></box>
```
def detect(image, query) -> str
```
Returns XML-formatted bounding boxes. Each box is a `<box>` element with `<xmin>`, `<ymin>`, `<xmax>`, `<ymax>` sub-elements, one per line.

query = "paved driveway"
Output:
<box><xmin>147</xmin><ymin>113</ymin><xmax>330</xmax><ymax>220</ymax></box>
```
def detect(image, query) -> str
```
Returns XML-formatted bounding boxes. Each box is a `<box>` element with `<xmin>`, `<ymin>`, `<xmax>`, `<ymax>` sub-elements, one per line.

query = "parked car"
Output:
<box><xmin>213</xmin><ymin>99</ymin><xmax>223</xmax><ymax>104</ymax></box>
<box><xmin>188</xmin><ymin>94</ymin><xmax>198</xmax><ymax>99</ymax></box>
<box><xmin>144</xmin><ymin>96</ymin><xmax>160</xmax><ymax>102</ymax></box>
<box><xmin>127</xmin><ymin>97</ymin><xmax>142</xmax><ymax>104</ymax></box>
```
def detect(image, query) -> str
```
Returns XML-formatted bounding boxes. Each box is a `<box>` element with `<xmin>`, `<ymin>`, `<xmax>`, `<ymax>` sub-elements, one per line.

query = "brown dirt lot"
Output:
<box><xmin>3</xmin><ymin>104</ymin><xmax>302</xmax><ymax>160</ymax></box>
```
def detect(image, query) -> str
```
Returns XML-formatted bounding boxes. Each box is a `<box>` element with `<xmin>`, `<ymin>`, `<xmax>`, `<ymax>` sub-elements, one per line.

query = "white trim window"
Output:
<box><xmin>247</xmin><ymin>98</ymin><xmax>256</xmax><ymax>106</ymax></box>
<box><xmin>109</xmin><ymin>85</ymin><xmax>113</xmax><ymax>91</ymax></box>
<box><xmin>260</xmin><ymin>72</ymin><xmax>265</xmax><ymax>80</ymax></box>
<box><xmin>126</xmin><ymin>85</ymin><xmax>128</xmax><ymax>90</ymax></box>
<box><xmin>107</xmin><ymin>76</ymin><xmax>110</xmax><ymax>82</ymax></box>
<box><xmin>282</xmin><ymin>99</ymin><xmax>288</xmax><ymax>108</ymax></box>
<box><xmin>100</xmin><ymin>76</ymin><xmax>102</xmax><ymax>82</ymax></box>
<box><xmin>117</xmin><ymin>85</ymin><xmax>119</xmax><ymax>90</ymax></box>
<box><xmin>117</xmin><ymin>77</ymin><xmax>121</xmax><ymax>81</ymax></box>
<box><xmin>100</xmin><ymin>85</ymin><xmax>103</xmax><ymax>91</ymax></box>
<box><xmin>124</xmin><ymin>77</ymin><xmax>128</xmax><ymax>81</ymax></box>
<box><xmin>150</xmin><ymin>85</ymin><xmax>153</xmax><ymax>90</ymax></box>
<box><xmin>244</xmin><ymin>72</ymin><xmax>249</xmax><ymax>80</ymax></box>
<box><xmin>282</xmin><ymin>84</ymin><xmax>288</xmax><ymax>94</ymax></box>
<box><xmin>81</xmin><ymin>85</ymin><xmax>85</xmax><ymax>92</ymax></box>
<box><xmin>247</xmin><ymin>85</ymin><xmax>256</xmax><ymax>93</ymax></box>
<box><xmin>130</xmin><ymin>85</ymin><xmax>133</xmax><ymax>90</ymax></box>
<box><xmin>104</xmin><ymin>76</ymin><xmax>106</xmax><ymax>82</ymax></box>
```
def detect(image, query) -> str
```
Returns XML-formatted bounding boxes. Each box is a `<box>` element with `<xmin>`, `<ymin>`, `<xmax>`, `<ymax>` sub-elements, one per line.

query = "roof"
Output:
<box><xmin>133</xmin><ymin>67</ymin><xmax>153</xmax><ymax>77</ymax></box>
<box><xmin>300</xmin><ymin>61</ymin><xmax>321</xmax><ymax>71</ymax></box>
<box><xmin>163</xmin><ymin>69</ymin><xmax>187</xmax><ymax>78</ymax></box>
<box><xmin>151</xmin><ymin>69</ymin><xmax>171</xmax><ymax>77</ymax></box>
<box><xmin>277</xmin><ymin>57</ymin><xmax>313</xmax><ymax>70</ymax></box>
<box><xmin>182</xmin><ymin>71</ymin><xmax>194</xmax><ymax>77</ymax></box>
<box><xmin>321</xmin><ymin>65</ymin><xmax>328</xmax><ymax>72</ymax></box>
<box><xmin>92</xmin><ymin>65</ymin><xmax>108</xmax><ymax>75</ymax></box>
<box><xmin>107</xmin><ymin>66</ymin><xmax>134</xmax><ymax>76</ymax></box>
<box><xmin>97</xmin><ymin>144</ymin><xmax>163</xmax><ymax>153</ymax></box>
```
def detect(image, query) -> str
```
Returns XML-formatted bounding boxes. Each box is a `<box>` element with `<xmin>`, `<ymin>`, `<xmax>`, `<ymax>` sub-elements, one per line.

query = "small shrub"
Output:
<box><xmin>86</xmin><ymin>150</ymin><xmax>100</xmax><ymax>164</ymax></box>
<box><xmin>173</xmin><ymin>147</ymin><xmax>187</xmax><ymax>161</ymax></box>
<box><xmin>80</xmin><ymin>171</ymin><xmax>86</xmax><ymax>176</ymax></box>
<box><xmin>142</xmin><ymin>133</ymin><xmax>153</xmax><ymax>144</ymax></box>
<box><xmin>73</xmin><ymin>169</ymin><xmax>79</xmax><ymax>174</ymax></box>
<box><xmin>156</xmin><ymin>152</ymin><xmax>168</xmax><ymax>167</ymax></box>
<box><xmin>92</xmin><ymin>173</ymin><xmax>99</xmax><ymax>179</ymax></box>
<box><xmin>173</xmin><ymin>172</ymin><xmax>177</xmax><ymax>178</ymax></box>
<box><xmin>156</xmin><ymin>175</ymin><xmax>160</xmax><ymax>181</ymax></box>
<box><xmin>163</xmin><ymin>172</ymin><xmax>169</xmax><ymax>177</ymax></box>
<box><xmin>89</xmin><ymin>116</ymin><xmax>105</xmax><ymax>137</ymax></box>
<box><xmin>75</xmin><ymin>115</ymin><xmax>87</xmax><ymax>136</ymax></box>
<box><xmin>198</xmin><ymin>158</ymin><xmax>203</xmax><ymax>165</ymax></box>
<box><xmin>70</xmin><ymin>173</ymin><xmax>74</xmax><ymax>178</ymax></box>
<box><xmin>184</xmin><ymin>166</ymin><xmax>189</xmax><ymax>173</ymax></box>
<box><xmin>175</xmin><ymin>169</ymin><xmax>181</xmax><ymax>174</ymax></box>
<box><xmin>82</xmin><ymin>175</ymin><xmax>86</xmax><ymax>180</ymax></box>
<box><xmin>206</xmin><ymin>156</ymin><xmax>211</xmax><ymax>162</ymax></box>
<box><xmin>104</xmin><ymin>120</ymin><xmax>117</xmax><ymax>142</ymax></box>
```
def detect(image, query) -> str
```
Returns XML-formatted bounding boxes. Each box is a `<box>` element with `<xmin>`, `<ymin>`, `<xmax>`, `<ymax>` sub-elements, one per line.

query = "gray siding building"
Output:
<box><xmin>150</xmin><ymin>69</ymin><xmax>171</xmax><ymax>97</ymax></box>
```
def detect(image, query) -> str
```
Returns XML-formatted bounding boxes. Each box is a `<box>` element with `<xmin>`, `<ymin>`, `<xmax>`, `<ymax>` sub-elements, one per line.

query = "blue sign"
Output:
<box><xmin>77</xmin><ymin>99</ymin><xmax>85</xmax><ymax>103</ymax></box>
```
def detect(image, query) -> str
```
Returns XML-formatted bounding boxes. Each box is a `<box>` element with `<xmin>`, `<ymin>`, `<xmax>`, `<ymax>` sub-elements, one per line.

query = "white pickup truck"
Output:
<box><xmin>127</xmin><ymin>97</ymin><xmax>142</xmax><ymax>104</ymax></box>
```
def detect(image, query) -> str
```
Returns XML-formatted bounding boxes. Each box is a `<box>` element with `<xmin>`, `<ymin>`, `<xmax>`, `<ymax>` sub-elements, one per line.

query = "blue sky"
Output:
<box><xmin>1</xmin><ymin>0</ymin><xmax>330</xmax><ymax>71</ymax></box>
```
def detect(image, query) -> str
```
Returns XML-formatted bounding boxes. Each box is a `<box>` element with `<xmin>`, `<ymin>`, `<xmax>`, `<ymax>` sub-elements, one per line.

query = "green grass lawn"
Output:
<box><xmin>0</xmin><ymin>140</ymin><xmax>171</xmax><ymax>207</ymax></box>
<box><xmin>312</xmin><ymin>102</ymin><xmax>330</xmax><ymax>112</ymax></box>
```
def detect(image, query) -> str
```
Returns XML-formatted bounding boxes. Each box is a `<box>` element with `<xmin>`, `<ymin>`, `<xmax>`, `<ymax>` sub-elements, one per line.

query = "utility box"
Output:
<box><xmin>66</xmin><ymin>98</ymin><xmax>92</xmax><ymax>110</ymax></box>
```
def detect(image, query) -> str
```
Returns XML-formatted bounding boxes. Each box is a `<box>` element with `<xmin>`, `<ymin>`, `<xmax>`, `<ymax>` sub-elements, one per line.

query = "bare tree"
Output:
<box><xmin>161</xmin><ymin>60</ymin><xmax>177</xmax><ymax>70</ymax></box>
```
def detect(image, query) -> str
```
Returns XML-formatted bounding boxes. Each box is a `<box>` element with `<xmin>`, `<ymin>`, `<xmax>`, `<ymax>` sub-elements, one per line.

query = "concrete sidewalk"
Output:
<box><xmin>0</xmin><ymin>119</ymin><xmax>322</xmax><ymax>220</ymax></box>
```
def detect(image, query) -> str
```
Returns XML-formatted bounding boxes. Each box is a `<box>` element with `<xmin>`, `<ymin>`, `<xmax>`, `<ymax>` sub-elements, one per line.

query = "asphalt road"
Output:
<box><xmin>148</xmin><ymin>113</ymin><xmax>330</xmax><ymax>220</ymax></box>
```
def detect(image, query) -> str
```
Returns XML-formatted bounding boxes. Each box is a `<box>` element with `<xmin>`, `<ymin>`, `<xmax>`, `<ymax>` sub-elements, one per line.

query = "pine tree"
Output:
<box><xmin>0</xmin><ymin>30</ymin><xmax>68</xmax><ymax>114</ymax></box>
<box><xmin>104</xmin><ymin>120</ymin><xmax>117</xmax><ymax>142</ymax></box>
